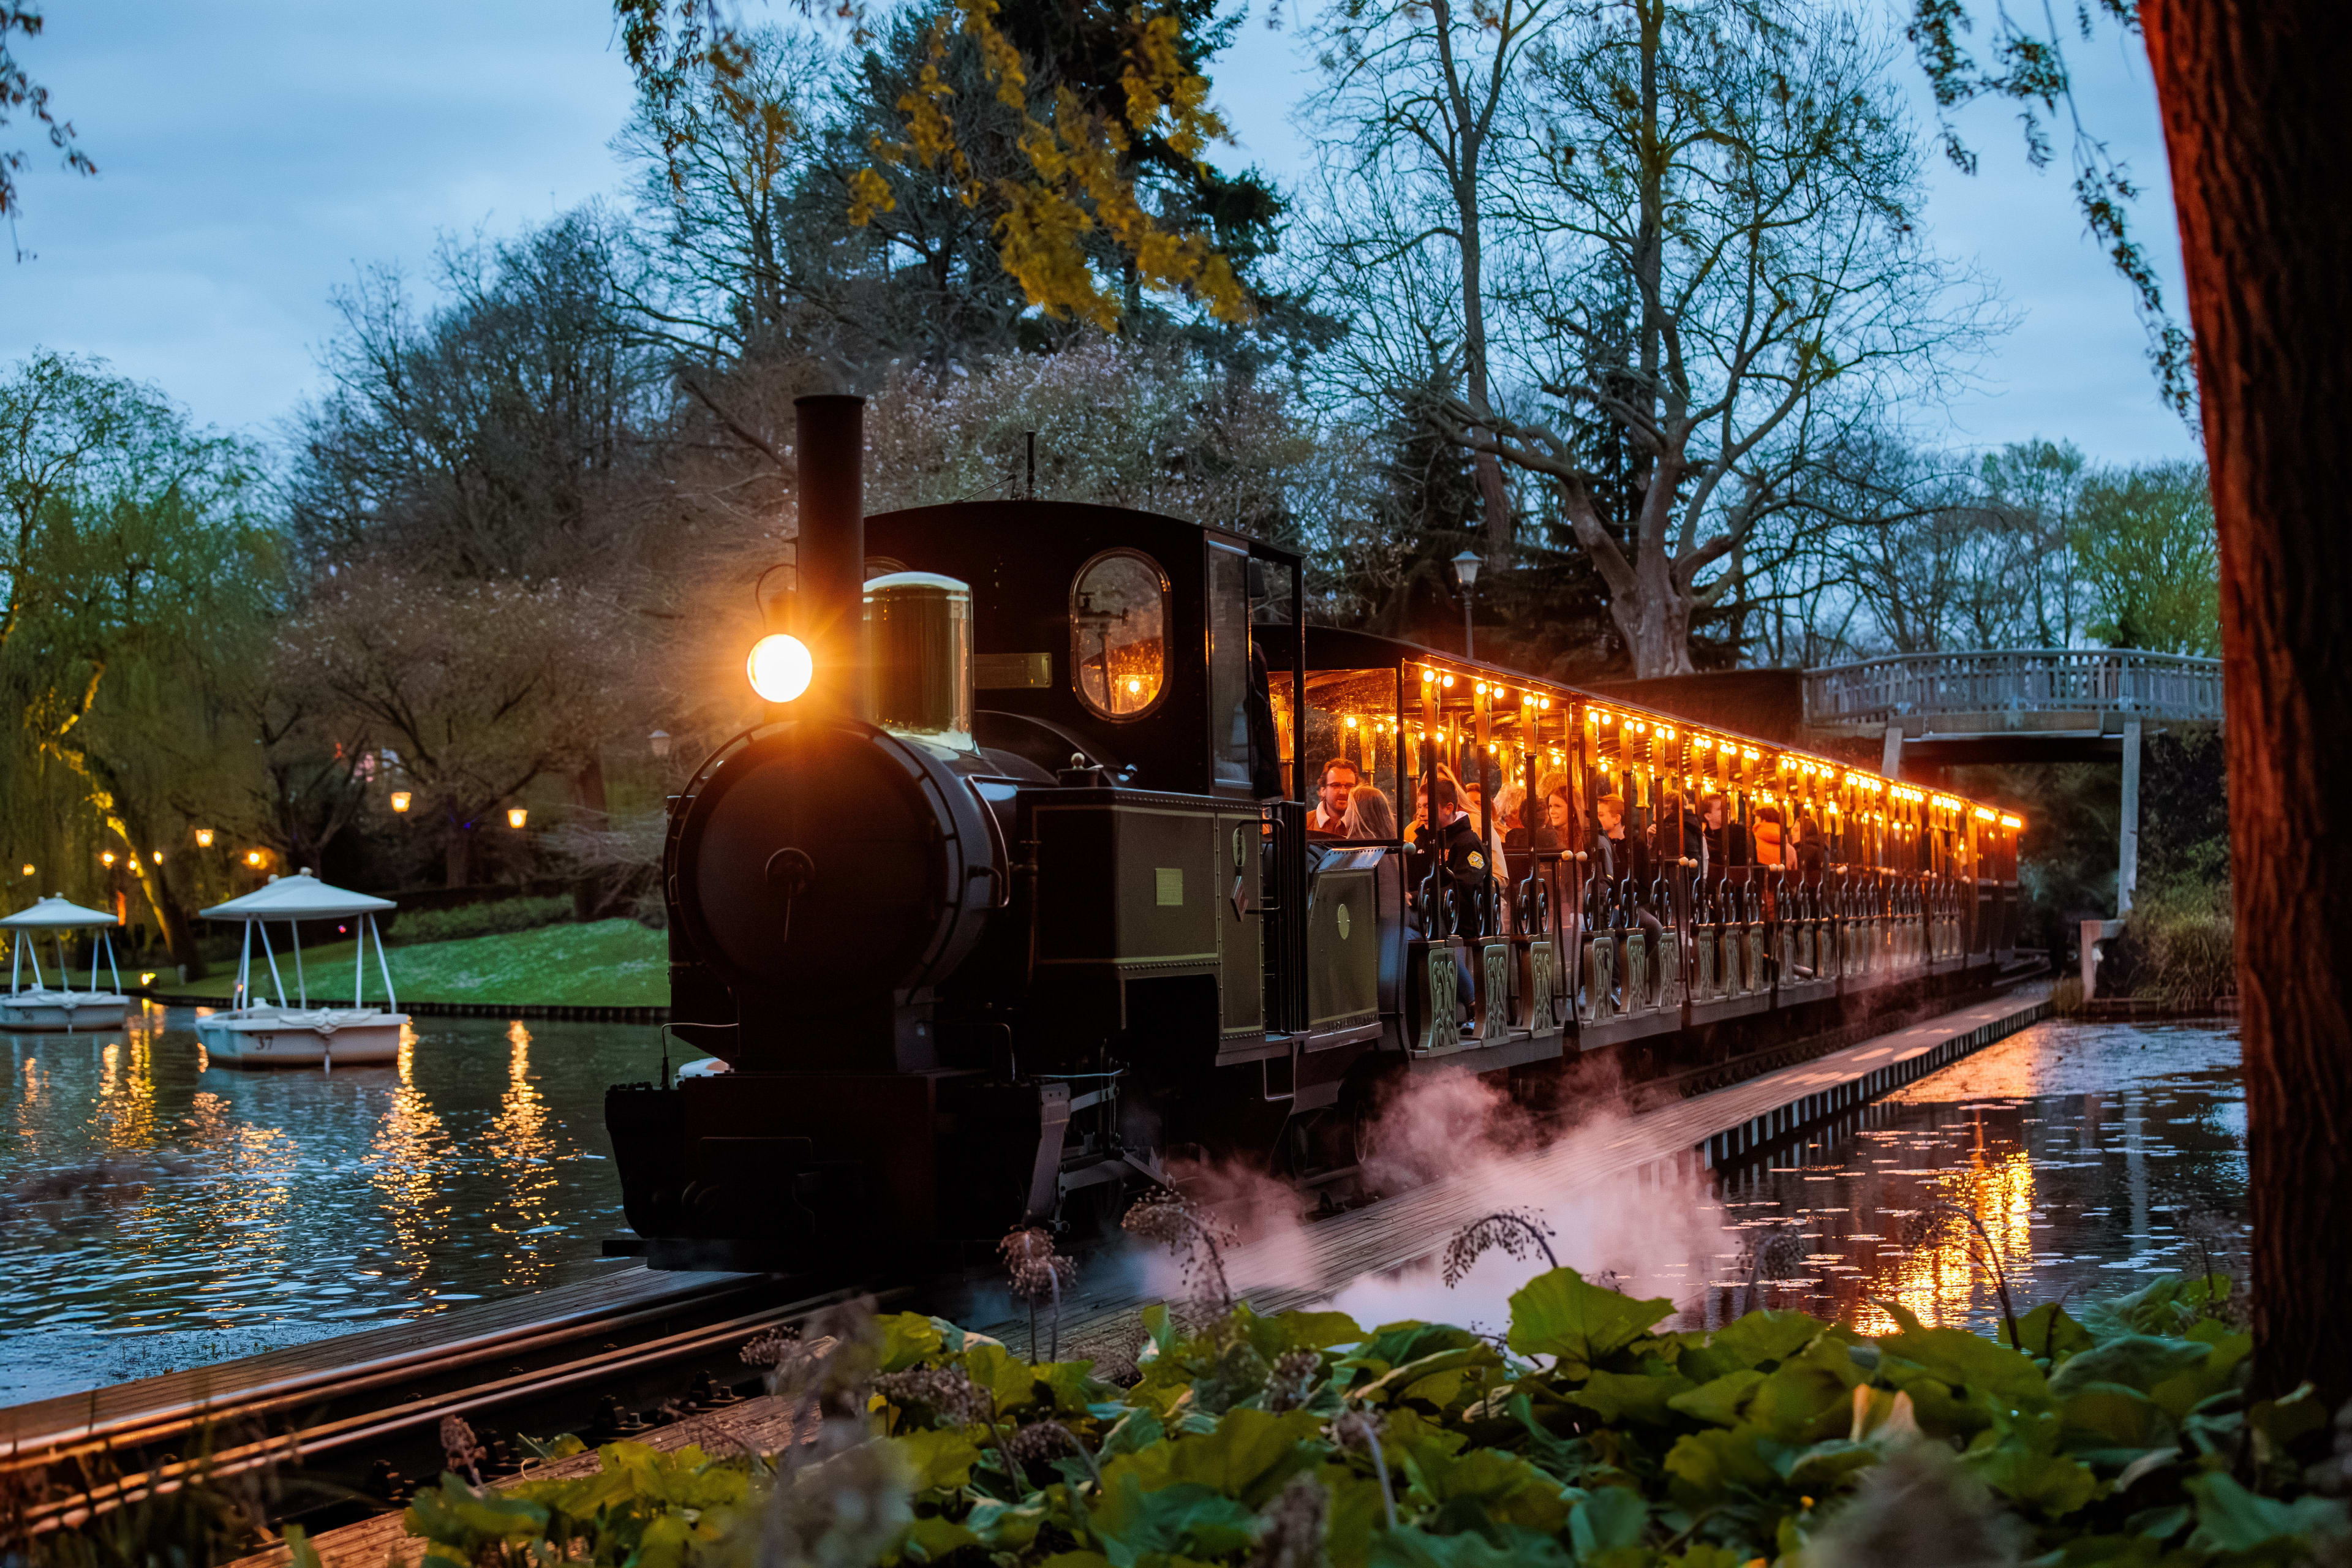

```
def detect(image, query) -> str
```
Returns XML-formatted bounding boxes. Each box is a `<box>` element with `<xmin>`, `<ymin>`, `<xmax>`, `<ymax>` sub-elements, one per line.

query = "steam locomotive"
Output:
<box><xmin>605</xmin><ymin>395</ymin><xmax>2024</xmax><ymax>1272</ymax></box>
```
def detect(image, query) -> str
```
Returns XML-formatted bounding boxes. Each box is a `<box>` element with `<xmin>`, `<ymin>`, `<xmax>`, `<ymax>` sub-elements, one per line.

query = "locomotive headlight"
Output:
<box><xmin>747</xmin><ymin>633</ymin><xmax>814</xmax><ymax>703</ymax></box>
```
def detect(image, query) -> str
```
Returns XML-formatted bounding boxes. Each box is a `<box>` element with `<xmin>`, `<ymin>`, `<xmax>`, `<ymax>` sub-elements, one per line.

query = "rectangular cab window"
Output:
<box><xmin>1298</xmin><ymin>668</ymin><xmax>1403</xmax><ymax>838</ymax></box>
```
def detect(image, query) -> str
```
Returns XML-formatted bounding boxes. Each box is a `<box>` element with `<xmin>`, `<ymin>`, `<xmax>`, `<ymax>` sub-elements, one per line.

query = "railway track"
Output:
<box><xmin>0</xmin><ymin>1270</ymin><xmax>886</xmax><ymax>1543</ymax></box>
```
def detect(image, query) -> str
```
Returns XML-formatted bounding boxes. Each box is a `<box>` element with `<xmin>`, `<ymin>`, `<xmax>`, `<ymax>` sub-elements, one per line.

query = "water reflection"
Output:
<box><xmin>1704</xmin><ymin>1020</ymin><xmax>2245</xmax><ymax>1335</ymax></box>
<box><xmin>0</xmin><ymin>1006</ymin><xmax>674</xmax><ymax>1405</ymax></box>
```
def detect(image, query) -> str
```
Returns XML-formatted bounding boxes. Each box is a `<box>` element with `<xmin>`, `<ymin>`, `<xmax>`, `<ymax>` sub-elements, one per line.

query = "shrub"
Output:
<box><xmin>378</xmin><ymin>1270</ymin><xmax>2346</xmax><ymax>1568</ymax></box>
<box><xmin>2122</xmin><ymin>883</ymin><xmax>2237</xmax><ymax>1006</ymax></box>
<box><xmin>387</xmin><ymin>895</ymin><xmax>571</xmax><ymax>947</ymax></box>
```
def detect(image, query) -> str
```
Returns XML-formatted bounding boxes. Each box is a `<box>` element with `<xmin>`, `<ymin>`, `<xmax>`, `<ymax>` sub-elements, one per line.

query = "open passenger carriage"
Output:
<box><xmin>1268</xmin><ymin>633</ymin><xmax>2026</xmax><ymax>1085</ymax></box>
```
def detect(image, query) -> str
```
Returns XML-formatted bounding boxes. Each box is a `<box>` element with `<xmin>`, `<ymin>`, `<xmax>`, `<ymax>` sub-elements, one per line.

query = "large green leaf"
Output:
<box><xmin>2183</xmin><ymin>1471</ymin><xmax>2350</xmax><ymax>1555</ymax></box>
<box><xmin>963</xmin><ymin>1341</ymin><xmax>1044</xmax><ymax>1414</ymax></box>
<box><xmin>2056</xmin><ymin>1384</ymin><xmax>2173</xmax><ymax>1453</ymax></box>
<box><xmin>1400</xmin><ymin>1445</ymin><xmax>1572</xmax><ymax>1532</ymax></box>
<box><xmin>1766</xmin><ymin>1436</ymin><xmax>1881</xmax><ymax>1492</ymax></box>
<box><xmin>1661</xmin><ymin>1425</ymin><xmax>1779</xmax><ymax>1504</ymax></box>
<box><xmin>2005</xmin><ymin>1302</ymin><xmax>2097</xmax><ymax>1363</ymax></box>
<box><xmin>1704</xmin><ymin>1310</ymin><xmax>1825</xmax><ymax>1371</ymax></box>
<box><xmin>878</xmin><ymin>1311</ymin><xmax>949</xmax><ymax>1373</ymax></box>
<box><xmin>2047</xmin><ymin>1335</ymin><xmax>2212</xmax><ymax>1399</ymax></box>
<box><xmin>1742</xmin><ymin>1339</ymin><xmax>1865</xmax><ymax>1443</ymax></box>
<box><xmin>1317</xmin><ymin>1463</ymin><xmax>1398</xmax><ymax>1568</ymax></box>
<box><xmin>1877</xmin><ymin>1324</ymin><xmax>2051</xmax><ymax>1410</ymax></box>
<box><xmin>1668</xmin><ymin>1369</ymin><xmax>1766</xmax><ymax>1428</ymax></box>
<box><xmin>1568</xmin><ymin>1367</ymin><xmax>1697</xmax><ymax>1426</ymax></box>
<box><xmin>1964</xmin><ymin>1433</ymin><xmax>2102</xmax><ymax>1517</ymax></box>
<box><xmin>1239</xmin><ymin>1307</ymin><xmax>1366</xmax><ymax>1359</ymax></box>
<box><xmin>1356</xmin><ymin>1345</ymin><xmax>1509</xmax><ymax>1412</ymax></box>
<box><xmin>1371</xmin><ymin>1524</ymin><xmax>1575</xmax><ymax>1568</ymax></box>
<box><xmin>1099</xmin><ymin>1406</ymin><xmax>1324</xmax><ymax>1509</ymax></box>
<box><xmin>1507</xmin><ymin>1269</ymin><xmax>1674</xmax><ymax>1374</ymax></box>
<box><xmin>1085</xmin><ymin>1474</ymin><xmax>1260</xmax><ymax>1567</ymax></box>
<box><xmin>1344</xmin><ymin>1322</ymin><xmax>1488</xmax><ymax>1383</ymax></box>
<box><xmin>1569</xmin><ymin>1485</ymin><xmax>1649</xmax><ymax>1561</ymax></box>
<box><xmin>892</xmin><ymin>1428</ymin><xmax>982</xmax><ymax>1492</ymax></box>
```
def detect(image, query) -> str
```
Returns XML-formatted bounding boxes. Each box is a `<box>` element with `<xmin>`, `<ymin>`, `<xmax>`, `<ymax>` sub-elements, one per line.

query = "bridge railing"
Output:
<box><xmin>1804</xmin><ymin>649</ymin><xmax>2225</xmax><ymax>728</ymax></box>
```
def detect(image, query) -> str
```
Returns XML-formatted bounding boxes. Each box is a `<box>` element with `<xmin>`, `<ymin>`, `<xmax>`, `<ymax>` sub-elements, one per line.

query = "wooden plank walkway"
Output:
<box><xmin>0</xmin><ymin>1266</ymin><xmax>755</xmax><ymax>1454</ymax></box>
<box><xmin>995</xmin><ymin>981</ymin><xmax>2052</xmax><ymax>1361</ymax></box>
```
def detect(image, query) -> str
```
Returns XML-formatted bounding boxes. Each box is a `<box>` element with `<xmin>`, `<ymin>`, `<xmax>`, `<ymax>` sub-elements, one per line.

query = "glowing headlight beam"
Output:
<box><xmin>747</xmin><ymin>633</ymin><xmax>814</xmax><ymax>703</ymax></box>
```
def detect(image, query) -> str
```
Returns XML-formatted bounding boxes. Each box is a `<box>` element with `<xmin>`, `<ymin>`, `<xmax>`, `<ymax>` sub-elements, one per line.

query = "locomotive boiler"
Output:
<box><xmin>605</xmin><ymin>394</ymin><xmax>2026</xmax><ymax>1273</ymax></box>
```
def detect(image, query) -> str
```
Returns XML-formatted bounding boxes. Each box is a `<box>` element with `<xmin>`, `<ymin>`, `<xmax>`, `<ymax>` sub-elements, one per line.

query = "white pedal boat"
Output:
<box><xmin>198</xmin><ymin>873</ymin><xmax>407</xmax><ymax>1069</ymax></box>
<box><xmin>0</xmin><ymin>896</ymin><xmax>132</xmax><ymax>1032</ymax></box>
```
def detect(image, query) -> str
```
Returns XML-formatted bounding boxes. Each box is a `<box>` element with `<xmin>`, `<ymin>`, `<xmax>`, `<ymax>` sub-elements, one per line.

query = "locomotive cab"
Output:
<box><xmin>607</xmin><ymin>396</ymin><xmax>1355</xmax><ymax>1272</ymax></box>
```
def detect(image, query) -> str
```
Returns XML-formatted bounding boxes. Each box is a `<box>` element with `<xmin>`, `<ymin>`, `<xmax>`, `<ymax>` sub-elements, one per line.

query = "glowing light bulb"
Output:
<box><xmin>244</xmin><ymin>850</ymin><xmax>265</xmax><ymax>867</ymax></box>
<box><xmin>388</xmin><ymin>791</ymin><xmax>412</xmax><ymax>813</ymax></box>
<box><xmin>194</xmin><ymin>827</ymin><xmax>215</xmax><ymax>846</ymax></box>
<box><xmin>507</xmin><ymin>807</ymin><xmax>529</xmax><ymax>829</ymax></box>
<box><xmin>1345</xmin><ymin>715</ymin><xmax>1358</xmax><ymax>729</ymax></box>
<box><xmin>747</xmin><ymin>633</ymin><xmax>815</xmax><ymax>703</ymax></box>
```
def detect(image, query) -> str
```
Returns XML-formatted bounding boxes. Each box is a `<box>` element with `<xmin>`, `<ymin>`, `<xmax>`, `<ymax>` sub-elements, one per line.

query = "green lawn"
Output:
<box><xmin>160</xmin><ymin>919</ymin><xmax>668</xmax><ymax>1007</ymax></box>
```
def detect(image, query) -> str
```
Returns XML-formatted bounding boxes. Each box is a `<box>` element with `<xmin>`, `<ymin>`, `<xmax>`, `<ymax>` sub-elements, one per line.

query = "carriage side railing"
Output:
<box><xmin>1803</xmin><ymin>648</ymin><xmax>2224</xmax><ymax>729</ymax></box>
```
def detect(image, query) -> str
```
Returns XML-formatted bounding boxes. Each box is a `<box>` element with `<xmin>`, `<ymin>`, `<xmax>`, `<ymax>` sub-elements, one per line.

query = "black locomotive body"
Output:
<box><xmin>606</xmin><ymin>397</ymin><xmax>2025</xmax><ymax>1273</ymax></box>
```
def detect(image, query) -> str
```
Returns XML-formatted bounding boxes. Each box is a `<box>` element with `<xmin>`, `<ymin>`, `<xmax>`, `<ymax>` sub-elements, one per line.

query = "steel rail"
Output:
<box><xmin>8</xmin><ymin>1281</ymin><xmax>894</xmax><ymax>1538</ymax></box>
<box><xmin>1</xmin><ymin>1271</ymin><xmax>773</xmax><ymax>1460</ymax></box>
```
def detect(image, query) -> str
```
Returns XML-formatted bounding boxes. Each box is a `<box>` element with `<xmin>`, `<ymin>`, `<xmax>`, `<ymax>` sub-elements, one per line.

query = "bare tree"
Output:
<box><xmin>1308</xmin><ymin>0</ymin><xmax>1558</xmax><ymax>562</ymax></box>
<box><xmin>1409</xmin><ymin>0</ymin><xmax>1994</xmax><ymax>676</ymax></box>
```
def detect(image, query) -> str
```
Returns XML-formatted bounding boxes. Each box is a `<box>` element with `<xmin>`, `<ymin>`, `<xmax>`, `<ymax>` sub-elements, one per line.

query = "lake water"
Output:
<box><xmin>0</xmin><ymin>1006</ymin><xmax>2244</xmax><ymax>1407</ymax></box>
<box><xmin>1702</xmin><ymin>1018</ymin><xmax>2248</xmax><ymax>1335</ymax></box>
<box><xmin>0</xmin><ymin>1006</ymin><xmax>698</xmax><ymax>1405</ymax></box>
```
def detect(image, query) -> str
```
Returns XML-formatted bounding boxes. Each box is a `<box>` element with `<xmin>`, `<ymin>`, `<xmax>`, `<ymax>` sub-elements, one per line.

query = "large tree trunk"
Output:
<box><xmin>2143</xmin><ymin>0</ymin><xmax>2352</xmax><ymax>1406</ymax></box>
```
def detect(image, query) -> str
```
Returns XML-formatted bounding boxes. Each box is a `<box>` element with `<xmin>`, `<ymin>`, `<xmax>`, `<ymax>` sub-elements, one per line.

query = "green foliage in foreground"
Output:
<box><xmin>396</xmin><ymin>1270</ymin><xmax>2348</xmax><ymax>1568</ymax></box>
<box><xmin>167</xmin><ymin>918</ymin><xmax>666</xmax><ymax>1006</ymax></box>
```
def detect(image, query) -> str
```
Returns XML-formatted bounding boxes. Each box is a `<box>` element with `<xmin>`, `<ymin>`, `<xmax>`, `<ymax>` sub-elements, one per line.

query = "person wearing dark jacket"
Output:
<box><xmin>1411</xmin><ymin>778</ymin><xmax>1493</xmax><ymax>945</ymax></box>
<box><xmin>1698</xmin><ymin>792</ymin><xmax>1750</xmax><ymax>879</ymax></box>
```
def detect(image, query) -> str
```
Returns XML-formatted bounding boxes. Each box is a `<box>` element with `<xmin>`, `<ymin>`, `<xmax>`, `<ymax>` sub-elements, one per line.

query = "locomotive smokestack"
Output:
<box><xmin>793</xmin><ymin>394</ymin><xmax>866</xmax><ymax>698</ymax></box>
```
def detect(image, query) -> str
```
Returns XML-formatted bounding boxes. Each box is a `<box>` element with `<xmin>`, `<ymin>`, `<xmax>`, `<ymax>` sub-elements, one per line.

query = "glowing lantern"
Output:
<box><xmin>100</xmin><ymin>851</ymin><xmax>115</xmax><ymax>867</ymax></box>
<box><xmin>507</xmin><ymin>807</ymin><xmax>529</xmax><ymax>830</ymax></box>
<box><xmin>17</xmin><ymin>864</ymin><xmax>30</xmax><ymax>877</ymax></box>
<box><xmin>747</xmin><ymin>633</ymin><xmax>814</xmax><ymax>703</ymax></box>
<box><xmin>389</xmin><ymin>791</ymin><xmax>412</xmax><ymax>813</ymax></box>
<box><xmin>194</xmin><ymin>827</ymin><xmax>214</xmax><ymax>847</ymax></box>
<box><xmin>244</xmin><ymin>850</ymin><xmax>265</xmax><ymax>867</ymax></box>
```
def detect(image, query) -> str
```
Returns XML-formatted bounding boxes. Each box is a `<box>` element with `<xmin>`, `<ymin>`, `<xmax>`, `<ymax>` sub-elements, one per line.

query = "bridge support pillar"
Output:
<box><xmin>2119</xmin><ymin>717</ymin><xmax>2143</xmax><ymax>914</ymax></box>
<box><xmin>1880</xmin><ymin>725</ymin><xmax>1904</xmax><ymax>779</ymax></box>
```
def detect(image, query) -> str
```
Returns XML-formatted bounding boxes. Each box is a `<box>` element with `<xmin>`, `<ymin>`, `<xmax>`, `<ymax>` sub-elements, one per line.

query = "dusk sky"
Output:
<box><xmin>4</xmin><ymin>0</ymin><xmax>2199</xmax><ymax>466</ymax></box>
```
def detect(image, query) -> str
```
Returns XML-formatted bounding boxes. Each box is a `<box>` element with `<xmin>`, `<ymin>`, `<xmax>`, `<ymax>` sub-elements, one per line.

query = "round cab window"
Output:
<box><xmin>1071</xmin><ymin>549</ymin><xmax>1168</xmax><ymax>720</ymax></box>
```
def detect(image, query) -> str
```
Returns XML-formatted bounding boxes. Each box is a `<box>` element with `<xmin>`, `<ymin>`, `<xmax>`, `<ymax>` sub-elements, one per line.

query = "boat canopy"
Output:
<box><xmin>2</xmin><ymin>896</ymin><xmax>119</xmax><ymax>929</ymax></box>
<box><xmin>201</xmin><ymin>873</ymin><xmax>396</xmax><ymax>922</ymax></box>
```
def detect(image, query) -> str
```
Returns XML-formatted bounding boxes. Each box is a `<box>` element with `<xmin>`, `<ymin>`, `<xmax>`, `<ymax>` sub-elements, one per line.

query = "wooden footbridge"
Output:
<box><xmin>1804</xmin><ymin>648</ymin><xmax>2223</xmax><ymax>912</ymax></box>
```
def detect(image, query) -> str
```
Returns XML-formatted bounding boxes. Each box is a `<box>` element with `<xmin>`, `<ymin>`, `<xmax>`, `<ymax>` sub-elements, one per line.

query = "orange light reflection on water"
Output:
<box><xmin>367</xmin><ymin>1030</ymin><xmax>454</xmax><ymax>1293</ymax></box>
<box><xmin>1846</xmin><ymin>1124</ymin><xmax>2037</xmax><ymax>1336</ymax></box>
<box><xmin>486</xmin><ymin>1020</ymin><xmax>560</xmax><ymax>1289</ymax></box>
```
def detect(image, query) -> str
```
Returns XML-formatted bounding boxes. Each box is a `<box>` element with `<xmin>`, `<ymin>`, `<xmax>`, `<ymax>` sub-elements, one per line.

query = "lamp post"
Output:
<box><xmin>1451</xmin><ymin>548</ymin><xmax>1483</xmax><ymax>659</ymax></box>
